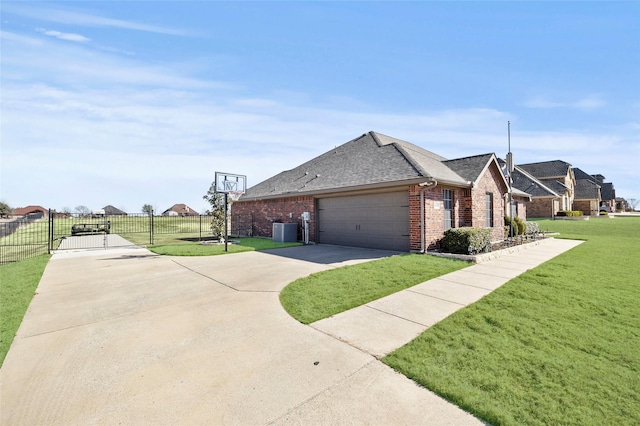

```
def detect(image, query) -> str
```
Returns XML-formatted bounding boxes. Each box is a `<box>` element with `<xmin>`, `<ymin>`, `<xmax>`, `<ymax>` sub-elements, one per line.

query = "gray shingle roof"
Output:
<box><xmin>241</xmin><ymin>132</ymin><xmax>471</xmax><ymax>199</ymax></box>
<box><xmin>572</xmin><ymin>167</ymin><xmax>596</xmax><ymax>182</ymax></box>
<box><xmin>443</xmin><ymin>153</ymin><xmax>495</xmax><ymax>183</ymax></box>
<box><xmin>519</xmin><ymin>160</ymin><xmax>572</xmax><ymax>179</ymax></box>
<box><xmin>600</xmin><ymin>182</ymin><xmax>615</xmax><ymax>201</ymax></box>
<box><xmin>497</xmin><ymin>159</ymin><xmax>557</xmax><ymax>198</ymax></box>
<box><xmin>574</xmin><ymin>179</ymin><xmax>600</xmax><ymax>200</ymax></box>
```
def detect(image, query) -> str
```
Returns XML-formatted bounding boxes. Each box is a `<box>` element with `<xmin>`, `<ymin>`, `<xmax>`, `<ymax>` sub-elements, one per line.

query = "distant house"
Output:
<box><xmin>103</xmin><ymin>205</ymin><xmax>128</xmax><ymax>216</ymax></box>
<box><xmin>162</xmin><ymin>204</ymin><xmax>199</xmax><ymax>216</ymax></box>
<box><xmin>233</xmin><ymin>131</ymin><xmax>511</xmax><ymax>252</ymax></box>
<box><xmin>518</xmin><ymin>160</ymin><xmax>576</xmax><ymax>215</ymax></box>
<box><xmin>571</xmin><ymin>168</ymin><xmax>616</xmax><ymax>215</ymax></box>
<box><xmin>13</xmin><ymin>205</ymin><xmax>48</xmax><ymax>218</ymax></box>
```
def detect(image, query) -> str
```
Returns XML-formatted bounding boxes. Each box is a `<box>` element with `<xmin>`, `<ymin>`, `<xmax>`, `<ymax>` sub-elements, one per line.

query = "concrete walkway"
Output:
<box><xmin>0</xmin><ymin>239</ymin><xmax>581</xmax><ymax>425</ymax></box>
<box><xmin>312</xmin><ymin>238</ymin><xmax>583</xmax><ymax>358</ymax></box>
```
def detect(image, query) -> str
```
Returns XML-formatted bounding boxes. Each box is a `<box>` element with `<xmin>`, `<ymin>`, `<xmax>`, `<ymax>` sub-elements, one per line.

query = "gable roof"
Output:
<box><xmin>241</xmin><ymin>132</ymin><xmax>472</xmax><ymax>200</ymax></box>
<box><xmin>572</xmin><ymin>167</ymin><xmax>597</xmax><ymax>182</ymax></box>
<box><xmin>13</xmin><ymin>205</ymin><xmax>47</xmax><ymax>215</ymax></box>
<box><xmin>498</xmin><ymin>160</ymin><xmax>558</xmax><ymax>198</ymax></box>
<box><xmin>163</xmin><ymin>204</ymin><xmax>199</xmax><ymax>215</ymax></box>
<box><xmin>600</xmin><ymin>182</ymin><xmax>615</xmax><ymax>201</ymax></box>
<box><xmin>444</xmin><ymin>153</ymin><xmax>495</xmax><ymax>184</ymax></box>
<box><xmin>519</xmin><ymin>160</ymin><xmax>573</xmax><ymax>179</ymax></box>
<box><xmin>574</xmin><ymin>179</ymin><xmax>601</xmax><ymax>200</ymax></box>
<box><xmin>103</xmin><ymin>205</ymin><xmax>127</xmax><ymax>215</ymax></box>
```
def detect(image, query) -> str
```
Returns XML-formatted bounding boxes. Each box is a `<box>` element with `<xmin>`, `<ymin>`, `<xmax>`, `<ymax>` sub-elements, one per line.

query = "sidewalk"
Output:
<box><xmin>311</xmin><ymin>238</ymin><xmax>584</xmax><ymax>358</ymax></box>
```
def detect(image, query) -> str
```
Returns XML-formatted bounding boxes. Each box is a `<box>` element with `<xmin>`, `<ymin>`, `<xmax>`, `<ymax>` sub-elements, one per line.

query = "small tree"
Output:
<box><xmin>142</xmin><ymin>204</ymin><xmax>154</xmax><ymax>216</ymax></box>
<box><xmin>0</xmin><ymin>201</ymin><xmax>12</xmax><ymax>217</ymax></box>
<box><xmin>203</xmin><ymin>182</ymin><xmax>230</xmax><ymax>239</ymax></box>
<box><xmin>628</xmin><ymin>198</ymin><xmax>639</xmax><ymax>212</ymax></box>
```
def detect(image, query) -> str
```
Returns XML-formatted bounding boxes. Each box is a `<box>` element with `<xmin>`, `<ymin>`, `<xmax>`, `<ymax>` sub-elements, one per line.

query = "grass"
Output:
<box><xmin>383</xmin><ymin>217</ymin><xmax>640</xmax><ymax>425</ymax></box>
<box><xmin>148</xmin><ymin>237</ymin><xmax>302</xmax><ymax>256</ymax></box>
<box><xmin>0</xmin><ymin>254</ymin><xmax>51</xmax><ymax>367</ymax></box>
<box><xmin>280</xmin><ymin>254</ymin><xmax>469</xmax><ymax>324</ymax></box>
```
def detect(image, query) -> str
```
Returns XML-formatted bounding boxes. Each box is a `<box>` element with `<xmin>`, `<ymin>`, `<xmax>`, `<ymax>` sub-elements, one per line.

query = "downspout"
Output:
<box><xmin>419</xmin><ymin>178</ymin><xmax>438</xmax><ymax>253</ymax></box>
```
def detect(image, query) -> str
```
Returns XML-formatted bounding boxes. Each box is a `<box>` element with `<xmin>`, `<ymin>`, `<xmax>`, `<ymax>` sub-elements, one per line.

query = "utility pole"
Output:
<box><xmin>507</xmin><ymin>121</ymin><xmax>514</xmax><ymax>237</ymax></box>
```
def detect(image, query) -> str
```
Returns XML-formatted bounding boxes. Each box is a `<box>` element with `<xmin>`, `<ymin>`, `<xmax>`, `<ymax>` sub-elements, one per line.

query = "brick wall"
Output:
<box><xmin>469</xmin><ymin>164</ymin><xmax>506</xmax><ymax>242</ymax></box>
<box><xmin>527</xmin><ymin>198</ymin><xmax>558</xmax><ymax>218</ymax></box>
<box><xmin>231</xmin><ymin>196</ymin><xmax>315</xmax><ymax>241</ymax></box>
<box><xmin>573</xmin><ymin>199</ymin><xmax>597</xmax><ymax>216</ymax></box>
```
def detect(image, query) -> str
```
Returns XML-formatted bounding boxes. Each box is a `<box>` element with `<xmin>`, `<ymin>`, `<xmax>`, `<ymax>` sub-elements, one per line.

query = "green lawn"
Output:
<box><xmin>383</xmin><ymin>217</ymin><xmax>640</xmax><ymax>425</ymax></box>
<box><xmin>0</xmin><ymin>254</ymin><xmax>51</xmax><ymax>367</ymax></box>
<box><xmin>280</xmin><ymin>254</ymin><xmax>469</xmax><ymax>324</ymax></box>
<box><xmin>148</xmin><ymin>237</ymin><xmax>301</xmax><ymax>256</ymax></box>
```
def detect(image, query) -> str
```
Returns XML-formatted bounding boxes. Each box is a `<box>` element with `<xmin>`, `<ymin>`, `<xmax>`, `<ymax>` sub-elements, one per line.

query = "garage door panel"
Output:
<box><xmin>318</xmin><ymin>192</ymin><xmax>409</xmax><ymax>251</ymax></box>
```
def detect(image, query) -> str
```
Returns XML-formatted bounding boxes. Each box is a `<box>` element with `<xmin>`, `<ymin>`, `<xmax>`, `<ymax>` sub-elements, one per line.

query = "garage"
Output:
<box><xmin>317</xmin><ymin>191</ymin><xmax>410</xmax><ymax>251</ymax></box>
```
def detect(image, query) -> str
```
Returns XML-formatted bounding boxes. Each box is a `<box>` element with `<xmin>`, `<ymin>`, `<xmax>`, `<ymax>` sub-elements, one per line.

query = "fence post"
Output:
<box><xmin>150</xmin><ymin>210</ymin><xmax>154</xmax><ymax>245</ymax></box>
<box><xmin>48</xmin><ymin>209</ymin><xmax>53</xmax><ymax>253</ymax></box>
<box><xmin>199</xmin><ymin>214</ymin><xmax>202</xmax><ymax>242</ymax></box>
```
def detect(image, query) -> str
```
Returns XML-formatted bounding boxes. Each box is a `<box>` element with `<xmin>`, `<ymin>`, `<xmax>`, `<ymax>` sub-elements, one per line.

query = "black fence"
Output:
<box><xmin>0</xmin><ymin>211</ymin><xmax>219</xmax><ymax>265</ymax></box>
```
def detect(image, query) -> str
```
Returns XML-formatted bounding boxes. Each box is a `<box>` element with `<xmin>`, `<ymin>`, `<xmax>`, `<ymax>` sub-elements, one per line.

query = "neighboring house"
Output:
<box><xmin>500</xmin><ymin>163</ymin><xmax>561</xmax><ymax>219</ymax></box>
<box><xmin>573</xmin><ymin>179</ymin><xmax>601</xmax><ymax>216</ymax></box>
<box><xmin>572</xmin><ymin>168</ymin><xmax>602</xmax><ymax>215</ymax></box>
<box><xmin>615</xmin><ymin>197</ymin><xmax>628</xmax><ymax>212</ymax></box>
<box><xmin>590</xmin><ymin>174</ymin><xmax>616</xmax><ymax>212</ymax></box>
<box><xmin>518</xmin><ymin>160</ymin><xmax>576</xmax><ymax>214</ymax></box>
<box><xmin>162</xmin><ymin>204</ymin><xmax>199</xmax><ymax>216</ymax></box>
<box><xmin>232</xmin><ymin>131</ymin><xmax>511</xmax><ymax>252</ymax></box>
<box><xmin>13</xmin><ymin>205</ymin><xmax>48</xmax><ymax>217</ymax></box>
<box><xmin>103</xmin><ymin>205</ymin><xmax>128</xmax><ymax>216</ymax></box>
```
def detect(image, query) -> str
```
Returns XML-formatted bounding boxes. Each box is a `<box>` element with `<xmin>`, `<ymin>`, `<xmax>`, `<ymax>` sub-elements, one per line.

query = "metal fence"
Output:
<box><xmin>0</xmin><ymin>211</ymin><xmax>219</xmax><ymax>265</ymax></box>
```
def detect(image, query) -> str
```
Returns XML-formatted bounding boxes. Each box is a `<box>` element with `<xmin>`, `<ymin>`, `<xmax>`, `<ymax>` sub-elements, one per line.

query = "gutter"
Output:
<box><xmin>419</xmin><ymin>178</ymin><xmax>438</xmax><ymax>253</ymax></box>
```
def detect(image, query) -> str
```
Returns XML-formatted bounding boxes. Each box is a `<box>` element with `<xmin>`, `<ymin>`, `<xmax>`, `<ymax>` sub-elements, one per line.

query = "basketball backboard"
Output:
<box><xmin>214</xmin><ymin>172</ymin><xmax>247</xmax><ymax>195</ymax></box>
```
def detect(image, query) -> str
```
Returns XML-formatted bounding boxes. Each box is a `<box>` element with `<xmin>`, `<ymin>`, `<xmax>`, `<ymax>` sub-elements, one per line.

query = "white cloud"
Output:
<box><xmin>4</xmin><ymin>4</ymin><xmax>193</xmax><ymax>36</ymax></box>
<box><xmin>36</xmin><ymin>28</ymin><xmax>91</xmax><ymax>43</ymax></box>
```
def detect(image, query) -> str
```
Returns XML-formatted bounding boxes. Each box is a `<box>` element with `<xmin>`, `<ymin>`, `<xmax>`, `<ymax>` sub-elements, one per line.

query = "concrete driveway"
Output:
<box><xmin>0</xmin><ymin>245</ymin><xmax>483</xmax><ymax>425</ymax></box>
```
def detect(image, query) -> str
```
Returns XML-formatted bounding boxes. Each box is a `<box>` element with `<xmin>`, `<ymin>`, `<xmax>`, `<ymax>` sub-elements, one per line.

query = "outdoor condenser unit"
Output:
<box><xmin>272</xmin><ymin>223</ymin><xmax>297</xmax><ymax>243</ymax></box>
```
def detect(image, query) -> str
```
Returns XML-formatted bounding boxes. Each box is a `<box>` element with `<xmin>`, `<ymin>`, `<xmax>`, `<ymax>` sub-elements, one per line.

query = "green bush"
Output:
<box><xmin>599</xmin><ymin>211</ymin><xmax>608</xmax><ymax>216</ymax></box>
<box><xmin>504</xmin><ymin>216</ymin><xmax>525</xmax><ymax>236</ymax></box>
<box><xmin>440</xmin><ymin>227</ymin><xmax>492</xmax><ymax>255</ymax></box>
<box><xmin>557</xmin><ymin>210</ymin><xmax>584</xmax><ymax>217</ymax></box>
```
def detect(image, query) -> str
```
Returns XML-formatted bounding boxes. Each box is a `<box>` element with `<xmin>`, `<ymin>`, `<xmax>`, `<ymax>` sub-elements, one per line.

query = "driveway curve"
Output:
<box><xmin>0</xmin><ymin>245</ymin><xmax>482</xmax><ymax>425</ymax></box>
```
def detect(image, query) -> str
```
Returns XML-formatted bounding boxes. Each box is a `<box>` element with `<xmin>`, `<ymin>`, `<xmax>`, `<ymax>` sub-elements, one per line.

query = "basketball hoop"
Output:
<box><xmin>214</xmin><ymin>172</ymin><xmax>247</xmax><ymax>195</ymax></box>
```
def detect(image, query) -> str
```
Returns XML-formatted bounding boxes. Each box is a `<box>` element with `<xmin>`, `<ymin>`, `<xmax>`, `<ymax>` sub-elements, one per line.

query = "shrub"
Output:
<box><xmin>525</xmin><ymin>221</ymin><xmax>540</xmax><ymax>235</ymax></box>
<box><xmin>440</xmin><ymin>227</ymin><xmax>492</xmax><ymax>255</ymax></box>
<box><xmin>513</xmin><ymin>216</ymin><xmax>526</xmax><ymax>235</ymax></box>
<box><xmin>504</xmin><ymin>216</ymin><xmax>525</xmax><ymax>236</ymax></box>
<box><xmin>557</xmin><ymin>210</ymin><xmax>584</xmax><ymax>217</ymax></box>
<box><xmin>599</xmin><ymin>211</ymin><xmax>608</xmax><ymax>216</ymax></box>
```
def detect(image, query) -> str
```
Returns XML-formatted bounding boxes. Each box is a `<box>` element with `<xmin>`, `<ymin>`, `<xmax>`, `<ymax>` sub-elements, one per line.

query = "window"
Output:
<box><xmin>485</xmin><ymin>193</ymin><xmax>494</xmax><ymax>227</ymax></box>
<box><xmin>443</xmin><ymin>189</ymin><xmax>453</xmax><ymax>229</ymax></box>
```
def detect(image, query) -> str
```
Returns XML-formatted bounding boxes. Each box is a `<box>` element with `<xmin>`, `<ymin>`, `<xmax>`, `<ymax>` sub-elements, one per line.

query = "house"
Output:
<box><xmin>518</xmin><ymin>160</ymin><xmax>576</xmax><ymax>215</ymax></box>
<box><xmin>13</xmin><ymin>205</ymin><xmax>48</xmax><ymax>218</ymax></box>
<box><xmin>499</xmin><ymin>161</ymin><xmax>561</xmax><ymax>218</ymax></box>
<box><xmin>103</xmin><ymin>205</ymin><xmax>128</xmax><ymax>216</ymax></box>
<box><xmin>232</xmin><ymin>131</ymin><xmax>511</xmax><ymax>252</ymax></box>
<box><xmin>591</xmin><ymin>175</ymin><xmax>616</xmax><ymax>212</ymax></box>
<box><xmin>571</xmin><ymin>168</ymin><xmax>602</xmax><ymax>215</ymax></box>
<box><xmin>162</xmin><ymin>204</ymin><xmax>199</xmax><ymax>216</ymax></box>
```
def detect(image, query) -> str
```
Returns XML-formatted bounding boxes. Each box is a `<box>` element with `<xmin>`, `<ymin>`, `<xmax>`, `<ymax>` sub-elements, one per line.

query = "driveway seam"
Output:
<box><xmin>265</xmin><ymin>359</ymin><xmax>378</xmax><ymax>425</ymax></box>
<box><xmin>404</xmin><ymin>289</ymin><xmax>468</xmax><ymax>306</ymax></box>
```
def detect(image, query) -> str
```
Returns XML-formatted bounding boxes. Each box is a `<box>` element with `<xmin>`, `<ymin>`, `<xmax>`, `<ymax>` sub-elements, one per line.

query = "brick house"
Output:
<box><xmin>162</xmin><ymin>204</ymin><xmax>199</xmax><ymax>216</ymax></box>
<box><xmin>571</xmin><ymin>168</ymin><xmax>617</xmax><ymax>215</ymax></box>
<box><xmin>518</xmin><ymin>160</ymin><xmax>576</xmax><ymax>216</ymax></box>
<box><xmin>232</xmin><ymin>132</ymin><xmax>513</xmax><ymax>252</ymax></box>
<box><xmin>502</xmin><ymin>163</ymin><xmax>560</xmax><ymax>218</ymax></box>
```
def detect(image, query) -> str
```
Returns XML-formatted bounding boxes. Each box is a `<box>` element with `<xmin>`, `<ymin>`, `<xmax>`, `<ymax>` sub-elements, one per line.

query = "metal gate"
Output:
<box><xmin>50</xmin><ymin>213</ymin><xmax>152</xmax><ymax>251</ymax></box>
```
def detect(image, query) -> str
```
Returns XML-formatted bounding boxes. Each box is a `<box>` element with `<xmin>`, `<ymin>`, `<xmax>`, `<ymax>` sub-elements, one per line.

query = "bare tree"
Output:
<box><xmin>75</xmin><ymin>205</ymin><xmax>91</xmax><ymax>217</ymax></box>
<box><xmin>627</xmin><ymin>198</ymin><xmax>639</xmax><ymax>212</ymax></box>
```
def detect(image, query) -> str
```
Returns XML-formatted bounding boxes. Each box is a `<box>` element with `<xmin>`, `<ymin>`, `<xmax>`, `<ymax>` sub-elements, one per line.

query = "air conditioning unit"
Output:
<box><xmin>272</xmin><ymin>223</ymin><xmax>297</xmax><ymax>243</ymax></box>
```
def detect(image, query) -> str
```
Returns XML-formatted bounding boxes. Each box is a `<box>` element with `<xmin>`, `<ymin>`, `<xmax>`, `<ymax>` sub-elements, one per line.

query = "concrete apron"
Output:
<box><xmin>0</xmin><ymin>245</ymin><xmax>483</xmax><ymax>425</ymax></box>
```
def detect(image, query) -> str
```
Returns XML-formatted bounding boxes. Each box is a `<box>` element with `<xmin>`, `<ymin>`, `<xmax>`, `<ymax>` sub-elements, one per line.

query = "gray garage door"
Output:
<box><xmin>317</xmin><ymin>191</ymin><xmax>410</xmax><ymax>251</ymax></box>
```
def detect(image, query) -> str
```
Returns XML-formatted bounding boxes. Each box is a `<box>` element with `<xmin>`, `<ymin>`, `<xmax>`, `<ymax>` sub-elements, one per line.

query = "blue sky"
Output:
<box><xmin>1</xmin><ymin>1</ymin><xmax>638</xmax><ymax>214</ymax></box>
